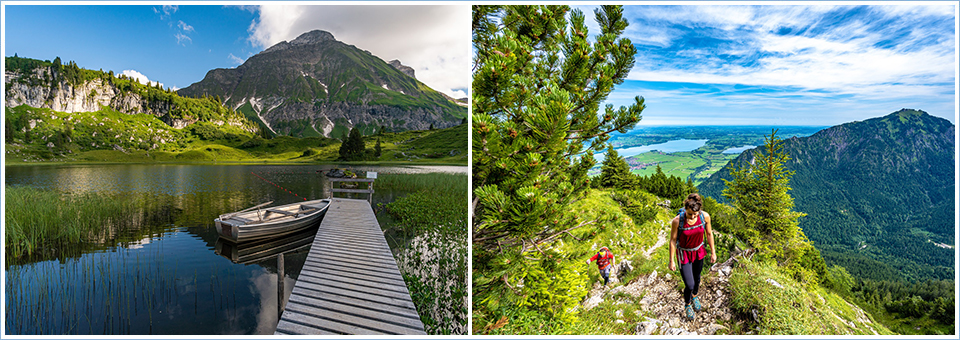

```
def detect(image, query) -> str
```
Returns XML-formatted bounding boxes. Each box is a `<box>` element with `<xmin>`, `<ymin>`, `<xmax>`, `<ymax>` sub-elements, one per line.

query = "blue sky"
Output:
<box><xmin>3</xmin><ymin>5</ymin><xmax>469</xmax><ymax>97</ymax></box>
<box><xmin>576</xmin><ymin>5</ymin><xmax>957</xmax><ymax>126</ymax></box>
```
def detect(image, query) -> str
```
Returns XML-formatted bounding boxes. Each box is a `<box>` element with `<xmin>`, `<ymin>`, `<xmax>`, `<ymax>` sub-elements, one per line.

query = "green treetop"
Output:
<box><xmin>338</xmin><ymin>127</ymin><xmax>366</xmax><ymax>161</ymax></box>
<box><xmin>598</xmin><ymin>146</ymin><xmax>636</xmax><ymax>189</ymax></box>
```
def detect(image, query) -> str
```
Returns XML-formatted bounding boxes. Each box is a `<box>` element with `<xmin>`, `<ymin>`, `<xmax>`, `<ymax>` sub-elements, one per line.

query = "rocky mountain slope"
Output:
<box><xmin>698</xmin><ymin>109</ymin><xmax>955</xmax><ymax>282</ymax></box>
<box><xmin>581</xmin><ymin>247</ymin><xmax>889</xmax><ymax>335</ymax></box>
<box><xmin>178</xmin><ymin>30</ymin><xmax>466</xmax><ymax>137</ymax></box>
<box><xmin>5</xmin><ymin>56</ymin><xmax>252</xmax><ymax>131</ymax></box>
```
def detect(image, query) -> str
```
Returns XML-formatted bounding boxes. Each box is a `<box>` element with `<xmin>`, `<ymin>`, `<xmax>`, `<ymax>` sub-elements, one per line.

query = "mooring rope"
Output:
<box><xmin>251</xmin><ymin>171</ymin><xmax>309</xmax><ymax>201</ymax></box>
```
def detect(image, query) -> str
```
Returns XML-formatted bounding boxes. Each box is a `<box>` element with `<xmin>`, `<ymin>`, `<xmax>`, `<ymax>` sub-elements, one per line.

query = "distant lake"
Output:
<box><xmin>595</xmin><ymin>139</ymin><xmax>709</xmax><ymax>162</ymax></box>
<box><xmin>722</xmin><ymin>145</ymin><xmax>756</xmax><ymax>154</ymax></box>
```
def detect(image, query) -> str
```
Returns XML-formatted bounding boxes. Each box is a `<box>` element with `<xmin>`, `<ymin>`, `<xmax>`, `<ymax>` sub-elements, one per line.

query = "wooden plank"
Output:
<box><xmin>288</xmin><ymin>285</ymin><xmax>419</xmax><ymax>317</ymax></box>
<box><xmin>305</xmin><ymin>254</ymin><xmax>400</xmax><ymax>273</ymax></box>
<box><xmin>331</xmin><ymin>188</ymin><xmax>375</xmax><ymax>194</ymax></box>
<box><xmin>328</xmin><ymin>178</ymin><xmax>376</xmax><ymax>182</ymax></box>
<box><xmin>283</xmin><ymin>303</ymin><xmax>424</xmax><ymax>335</ymax></box>
<box><xmin>287</xmin><ymin>294</ymin><xmax>425</xmax><ymax>331</ymax></box>
<box><xmin>297</xmin><ymin>263</ymin><xmax>405</xmax><ymax>285</ymax></box>
<box><xmin>266</xmin><ymin>209</ymin><xmax>297</xmax><ymax>216</ymax></box>
<box><xmin>297</xmin><ymin>269</ymin><xmax>410</xmax><ymax>294</ymax></box>
<box><xmin>276</xmin><ymin>198</ymin><xmax>424</xmax><ymax>335</ymax></box>
<box><xmin>290</xmin><ymin>280</ymin><xmax>417</xmax><ymax>310</ymax></box>
<box><xmin>308</xmin><ymin>240</ymin><xmax>395</xmax><ymax>260</ymax></box>
<box><xmin>278</xmin><ymin>308</ymin><xmax>389</xmax><ymax>335</ymax></box>
<box><xmin>275</xmin><ymin>319</ymin><xmax>338</xmax><ymax>335</ymax></box>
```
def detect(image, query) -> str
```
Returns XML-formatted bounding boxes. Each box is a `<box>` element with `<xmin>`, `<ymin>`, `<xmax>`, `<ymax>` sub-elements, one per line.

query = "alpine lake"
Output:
<box><xmin>4</xmin><ymin>164</ymin><xmax>466</xmax><ymax>335</ymax></box>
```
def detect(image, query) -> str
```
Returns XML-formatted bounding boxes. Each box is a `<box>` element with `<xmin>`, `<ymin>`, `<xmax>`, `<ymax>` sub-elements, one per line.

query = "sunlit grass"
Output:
<box><xmin>4</xmin><ymin>185</ymin><xmax>140</xmax><ymax>258</ymax></box>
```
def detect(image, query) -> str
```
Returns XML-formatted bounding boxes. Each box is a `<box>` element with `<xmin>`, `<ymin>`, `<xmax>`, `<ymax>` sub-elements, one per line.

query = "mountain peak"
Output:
<box><xmin>291</xmin><ymin>30</ymin><xmax>336</xmax><ymax>45</ymax></box>
<box><xmin>260</xmin><ymin>30</ymin><xmax>336</xmax><ymax>54</ymax></box>
<box><xmin>388</xmin><ymin>59</ymin><xmax>416</xmax><ymax>79</ymax></box>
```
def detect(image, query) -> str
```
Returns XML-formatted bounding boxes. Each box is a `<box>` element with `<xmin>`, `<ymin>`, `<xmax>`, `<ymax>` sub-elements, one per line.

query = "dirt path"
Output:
<box><xmin>583</xmin><ymin>253</ymin><xmax>749</xmax><ymax>335</ymax></box>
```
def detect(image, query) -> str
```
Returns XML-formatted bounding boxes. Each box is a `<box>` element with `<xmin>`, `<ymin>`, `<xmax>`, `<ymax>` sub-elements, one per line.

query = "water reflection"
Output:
<box><xmin>215</xmin><ymin>227</ymin><xmax>317</xmax><ymax>264</ymax></box>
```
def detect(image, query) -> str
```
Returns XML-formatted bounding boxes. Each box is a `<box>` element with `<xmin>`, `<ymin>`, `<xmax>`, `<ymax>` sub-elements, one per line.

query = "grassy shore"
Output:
<box><xmin>380</xmin><ymin>173</ymin><xmax>468</xmax><ymax>334</ymax></box>
<box><xmin>4</xmin><ymin>185</ymin><xmax>141</xmax><ymax>259</ymax></box>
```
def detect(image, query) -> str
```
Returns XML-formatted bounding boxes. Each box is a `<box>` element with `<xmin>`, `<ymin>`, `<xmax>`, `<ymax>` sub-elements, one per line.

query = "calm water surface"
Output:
<box><xmin>4</xmin><ymin>164</ymin><xmax>465</xmax><ymax>335</ymax></box>
<box><xmin>594</xmin><ymin>139</ymin><xmax>709</xmax><ymax>162</ymax></box>
<box><xmin>722</xmin><ymin>145</ymin><xmax>756</xmax><ymax>154</ymax></box>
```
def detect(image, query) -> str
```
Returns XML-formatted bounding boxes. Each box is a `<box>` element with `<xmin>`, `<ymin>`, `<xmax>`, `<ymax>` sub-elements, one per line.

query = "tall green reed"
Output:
<box><xmin>5</xmin><ymin>185</ymin><xmax>142</xmax><ymax>259</ymax></box>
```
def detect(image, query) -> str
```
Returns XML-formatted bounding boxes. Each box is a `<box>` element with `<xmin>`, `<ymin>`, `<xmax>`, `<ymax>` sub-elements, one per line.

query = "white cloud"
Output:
<box><xmin>246</xmin><ymin>5</ymin><xmax>470</xmax><ymax>98</ymax></box>
<box><xmin>622</xmin><ymin>5</ymin><xmax>955</xmax><ymax>104</ymax></box>
<box><xmin>449</xmin><ymin>89</ymin><xmax>467</xmax><ymax>99</ymax></box>
<box><xmin>122</xmin><ymin>70</ymin><xmax>164</xmax><ymax>88</ymax></box>
<box><xmin>178</xmin><ymin>20</ymin><xmax>194</xmax><ymax>33</ymax></box>
<box><xmin>163</xmin><ymin>5</ymin><xmax>178</xmax><ymax>16</ymax></box>
<box><xmin>175</xmin><ymin>32</ymin><xmax>192</xmax><ymax>45</ymax></box>
<box><xmin>228</xmin><ymin>53</ymin><xmax>244</xmax><ymax>65</ymax></box>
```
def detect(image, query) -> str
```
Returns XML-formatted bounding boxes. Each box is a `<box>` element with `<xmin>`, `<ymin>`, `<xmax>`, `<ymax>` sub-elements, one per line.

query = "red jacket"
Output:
<box><xmin>589</xmin><ymin>251</ymin><xmax>614</xmax><ymax>270</ymax></box>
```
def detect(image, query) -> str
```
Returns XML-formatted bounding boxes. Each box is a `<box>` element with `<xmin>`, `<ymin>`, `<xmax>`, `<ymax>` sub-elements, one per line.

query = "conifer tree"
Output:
<box><xmin>338</xmin><ymin>127</ymin><xmax>365</xmax><ymax>161</ymax></box>
<box><xmin>722</xmin><ymin>129</ymin><xmax>824</xmax><ymax>283</ymax></box>
<box><xmin>598</xmin><ymin>146</ymin><xmax>636</xmax><ymax>189</ymax></box>
<box><xmin>472</xmin><ymin>5</ymin><xmax>644</xmax><ymax>321</ymax></box>
<box><xmin>374</xmin><ymin>138</ymin><xmax>382</xmax><ymax>158</ymax></box>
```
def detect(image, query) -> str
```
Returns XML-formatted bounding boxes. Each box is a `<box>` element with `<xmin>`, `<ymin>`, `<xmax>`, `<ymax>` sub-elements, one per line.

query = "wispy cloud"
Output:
<box><xmin>593</xmin><ymin>5</ymin><xmax>957</xmax><ymax>125</ymax></box>
<box><xmin>175</xmin><ymin>32</ymin><xmax>192</xmax><ymax>45</ymax></box>
<box><xmin>163</xmin><ymin>5</ymin><xmax>178</xmax><ymax>16</ymax></box>
<box><xmin>177</xmin><ymin>20</ymin><xmax>194</xmax><ymax>33</ymax></box>
<box><xmin>228</xmin><ymin>53</ymin><xmax>244</xmax><ymax>65</ymax></box>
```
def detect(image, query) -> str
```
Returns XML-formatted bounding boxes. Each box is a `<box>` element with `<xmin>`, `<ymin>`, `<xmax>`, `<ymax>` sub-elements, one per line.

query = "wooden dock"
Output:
<box><xmin>275</xmin><ymin>198</ymin><xmax>426</xmax><ymax>335</ymax></box>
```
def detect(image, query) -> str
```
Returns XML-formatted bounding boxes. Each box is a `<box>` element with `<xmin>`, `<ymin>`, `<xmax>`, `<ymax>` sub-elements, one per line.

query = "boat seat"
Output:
<box><xmin>265</xmin><ymin>209</ymin><xmax>297</xmax><ymax>217</ymax></box>
<box><xmin>226</xmin><ymin>216</ymin><xmax>256</xmax><ymax>223</ymax></box>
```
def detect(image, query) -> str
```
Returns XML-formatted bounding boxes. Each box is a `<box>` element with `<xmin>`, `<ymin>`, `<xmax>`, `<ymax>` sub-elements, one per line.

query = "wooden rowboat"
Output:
<box><xmin>215</xmin><ymin>199</ymin><xmax>331</xmax><ymax>243</ymax></box>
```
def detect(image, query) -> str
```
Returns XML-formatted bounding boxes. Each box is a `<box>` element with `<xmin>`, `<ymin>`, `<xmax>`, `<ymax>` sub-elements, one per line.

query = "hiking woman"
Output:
<box><xmin>668</xmin><ymin>193</ymin><xmax>716</xmax><ymax>320</ymax></box>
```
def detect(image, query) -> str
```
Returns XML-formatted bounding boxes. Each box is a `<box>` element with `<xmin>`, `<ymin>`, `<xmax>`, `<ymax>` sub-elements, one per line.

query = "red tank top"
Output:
<box><xmin>677</xmin><ymin>213</ymin><xmax>706</xmax><ymax>265</ymax></box>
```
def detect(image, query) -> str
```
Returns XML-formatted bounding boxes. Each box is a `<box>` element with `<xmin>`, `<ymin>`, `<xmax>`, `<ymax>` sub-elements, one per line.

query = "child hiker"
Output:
<box><xmin>586</xmin><ymin>246</ymin><xmax>615</xmax><ymax>286</ymax></box>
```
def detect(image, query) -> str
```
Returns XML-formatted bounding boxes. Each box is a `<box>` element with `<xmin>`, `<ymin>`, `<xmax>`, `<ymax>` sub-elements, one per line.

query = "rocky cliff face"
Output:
<box><xmin>388</xmin><ymin>59</ymin><xmax>416</xmax><ymax>79</ymax></box>
<box><xmin>178</xmin><ymin>30</ymin><xmax>466</xmax><ymax>137</ymax></box>
<box><xmin>5</xmin><ymin>68</ymin><xmax>196</xmax><ymax>129</ymax></box>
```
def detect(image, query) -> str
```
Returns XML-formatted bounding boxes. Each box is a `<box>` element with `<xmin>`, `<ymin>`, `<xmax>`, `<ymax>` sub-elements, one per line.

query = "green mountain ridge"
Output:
<box><xmin>699</xmin><ymin>109</ymin><xmax>955</xmax><ymax>283</ymax></box>
<box><xmin>178</xmin><ymin>30</ymin><xmax>466</xmax><ymax>137</ymax></box>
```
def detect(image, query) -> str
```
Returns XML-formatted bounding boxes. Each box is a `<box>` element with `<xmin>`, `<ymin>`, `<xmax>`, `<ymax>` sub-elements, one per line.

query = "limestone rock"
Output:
<box><xmin>388</xmin><ymin>59</ymin><xmax>417</xmax><ymax>79</ymax></box>
<box><xmin>583</xmin><ymin>294</ymin><xmax>604</xmax><ymax>310</ymax></box>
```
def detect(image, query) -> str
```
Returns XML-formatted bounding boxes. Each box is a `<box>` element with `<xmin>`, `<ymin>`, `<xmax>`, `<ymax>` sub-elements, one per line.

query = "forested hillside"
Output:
<box><xmin>698</xmin><ymin>110</ymin><xmax>955</xmax><ymax>334</ymax></box>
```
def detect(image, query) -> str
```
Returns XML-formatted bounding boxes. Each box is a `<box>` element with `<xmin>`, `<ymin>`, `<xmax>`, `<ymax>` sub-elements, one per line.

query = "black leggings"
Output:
<box><xmin>680</xmin><ymin>258</ymin><xmax>704</xmax><ymax>305</ymax></box>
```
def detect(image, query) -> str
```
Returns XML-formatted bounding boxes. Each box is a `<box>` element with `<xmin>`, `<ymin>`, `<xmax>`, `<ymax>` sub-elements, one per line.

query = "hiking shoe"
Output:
<box><xmin>692</xmin><ymin>296</ymin><xmax>702</xmax><ymax>311</ymax></box>
<box><xmin>684</xmin><ymin>305</ymin><xmax>695</xmax><ymax>320</ymax></box>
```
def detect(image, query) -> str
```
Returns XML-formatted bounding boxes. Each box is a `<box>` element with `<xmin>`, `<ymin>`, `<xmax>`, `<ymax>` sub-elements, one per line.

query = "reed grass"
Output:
<box><xmin>374</xmin><ymin>173</ymin><xmax>467</xmax><ymax>197</ymax></box>
<box><xmin>4</xmin><ymin>185</ymin><xmax>141</xmax><ymax>259</ymax></box>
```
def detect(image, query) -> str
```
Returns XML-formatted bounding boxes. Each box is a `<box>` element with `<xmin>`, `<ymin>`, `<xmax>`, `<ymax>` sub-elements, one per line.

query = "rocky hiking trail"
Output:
<box><xmin>581</xmin><ymin>250</ymin><xmax>754</xmax><ymax>335</ymax></box>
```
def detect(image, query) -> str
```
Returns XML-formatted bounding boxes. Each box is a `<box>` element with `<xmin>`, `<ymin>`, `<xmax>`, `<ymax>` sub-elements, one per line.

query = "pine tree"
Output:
<box><xmin>722</xmin><ymin>129</ymin><xmax>823</xmax><ymax>283</ymax></box>
<box><xmin>472</xmin><ymin>5</ymin><xmax>644</xmax><ymax>321</ymax></box>
<box><xmin>374</xmin><ymin>138</ymin><xmax>382</xmax><ymax>158</ymax></box>
<box><xmin>598</xmin><ymin>146</ymin><xmax>636</xmax><ymax>189</ymax></box>
<box><xmin>338</xmin><ymin>127</ymin><xmax>365</xmax><ymax>161</ymax></box>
